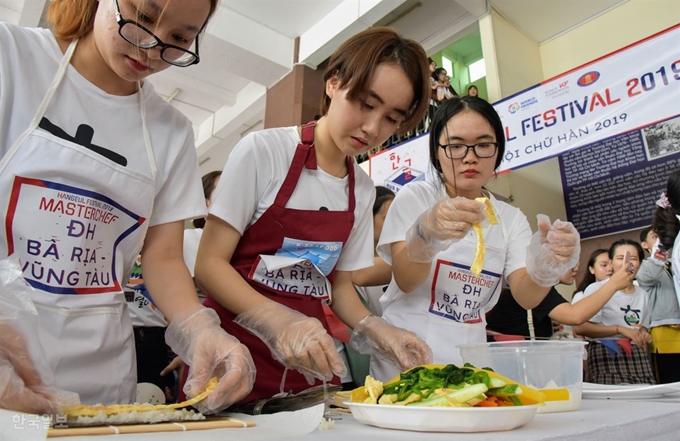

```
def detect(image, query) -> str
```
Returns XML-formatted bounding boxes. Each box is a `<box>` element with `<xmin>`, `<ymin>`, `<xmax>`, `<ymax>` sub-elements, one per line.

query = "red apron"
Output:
<box><xmin>198</xmin><ymin>122</ymin><xmax>356</xmax><ymax>403</ymax></box>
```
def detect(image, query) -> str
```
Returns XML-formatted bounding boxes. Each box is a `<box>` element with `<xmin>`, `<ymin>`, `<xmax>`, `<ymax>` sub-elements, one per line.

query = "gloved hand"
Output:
<box><xmin>350</xmin><ymin>315</ymin><xmax>432</xmax><ymax>371</ymax></box>
<box><xmin>165</xmin><ymin>306</ymin><xmax>255</xmax><ymax>414</ymax></box>
<box><xmin>525</xmin><ymin>214</ymin><xmax>581</xmax><ymax>287</ymax></box>
<box><xmin>234</xmin><ymin>302</ymin><xmax>346</xmax><ymax>384</ymax></box>
<box><xmin>0</xmin><ymin>322</ymin><xmax>56</xmax><ymax>414</ymax></box>
<box><xmin>649</xmin><ymin>238</ymin><xmax>669</xmax><ymax>266</ymax></box>
<box><xmin>405</xmin><ymin>197</ymin><xmax>486</xmax><ymax>263</ymax></box>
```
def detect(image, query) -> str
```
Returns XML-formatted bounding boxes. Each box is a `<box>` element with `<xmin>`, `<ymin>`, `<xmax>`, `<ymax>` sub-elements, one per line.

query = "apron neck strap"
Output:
<box><xmin>273</xmin><ymin>122</ymin><xmax>316</xmax><ymax>207</ymax></box>
<box><xmin>28</xmin><ymin>40</ymin><xmax>79</xmax><ymax>130</ymax></box>
<box><xmin>301</xmin><ymin>121</ymin><xmax>317</xmax><ymax>170</ymax></box>
<box><xmin>273</xmin><ymin>120</ymin><xmax>355</xmax><ymax>214</ymax></box>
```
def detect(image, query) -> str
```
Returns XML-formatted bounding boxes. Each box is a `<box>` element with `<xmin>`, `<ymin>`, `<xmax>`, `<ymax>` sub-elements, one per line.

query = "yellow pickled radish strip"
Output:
<box><xmin>541</xmin><ymin>388</ymin><xmax>570</xmax><ymax>402</ymax></box>
<box><xmin>470</xmin><ymin>197</ymin><xmax>498</xmax><ymax>277</ymax></box>
<box><xmin>64</xmin><ymin>377</ymin><xmax>219</xmax><ymax>417</ymax></box>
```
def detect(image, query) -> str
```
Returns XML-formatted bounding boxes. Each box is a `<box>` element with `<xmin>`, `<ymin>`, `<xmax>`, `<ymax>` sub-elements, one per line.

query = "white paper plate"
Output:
<box><xmin>582</xmin><ymin>382</ymin><xmax>680</xmax><ymax>399</ymax></box>
<box><xmin>346</xmin><ymin>402</ymin><xmax>538</xmax><ymax>432</ymax></box>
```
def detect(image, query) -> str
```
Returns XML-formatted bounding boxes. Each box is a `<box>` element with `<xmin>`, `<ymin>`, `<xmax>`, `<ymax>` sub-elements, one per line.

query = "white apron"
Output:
<box><xmin>0</xmin><ymin>41</ymin><xmax>157</xmax><ymax>404</ymax></box>
<box><xmin>372</xmin><ymin>198</ymin><xmax>508</xmax><ymax>381</ymax></box>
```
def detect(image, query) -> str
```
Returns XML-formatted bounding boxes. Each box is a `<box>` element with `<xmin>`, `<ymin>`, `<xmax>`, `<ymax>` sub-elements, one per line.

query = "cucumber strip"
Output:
<box><xmin>489</xmin><ymin>377</ymin><xmax>506</xmax><ymax>388</ymax></box>
<box><xmin>488</xmin><ymin>384</ymin><xmax>523</xmax><ymax>396</ymax></box>
<box><xmin>408</xmin><ymin>383</ymin><xmax>489</xmax><ymax>407</ymax></box>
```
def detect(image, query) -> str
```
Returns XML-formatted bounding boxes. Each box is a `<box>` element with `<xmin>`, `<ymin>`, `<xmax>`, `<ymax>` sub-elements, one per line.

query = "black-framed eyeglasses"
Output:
<box><xmin>113</xmin><ymin>0</ymin><xmax>200</xmax><ymax>67</ymax></box>
<box><xmin>439</xmin><ymin>142</ymin><xmax>498</xmax><ymax>160</ymax></box>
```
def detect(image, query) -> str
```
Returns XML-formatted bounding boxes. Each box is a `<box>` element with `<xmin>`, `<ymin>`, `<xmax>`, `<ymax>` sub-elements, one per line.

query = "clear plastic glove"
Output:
<box><xmin>165</xmin><ymin>306</ymin><xmax>255</xmax><ymax>414</ymax></box>
<box><xmin>234</xmin><ymin>302</ymin><xmax>347</xmax><ymax>385</ymax></box>
<box><xmin>350</xmin><ymin>315</ymin><xmax>432</xmax><ymax>371</ymax></box>
<box><xmin>405</xmin><ymin>197</ymin><xmax>486</xmax><ymax>263</ymax></box>
<box><xmin>649</xmin><ymin>238</ymin><xmax>669</xmax><ymax>266</ymax></box>
<box><xmin>525</xmin><ymin>214</ymin><xmax>581</xmax><ymax>287</ymax></box>
<box><xmin>0</xmin><ymin>322</ymin><xmax>56</xmax><ymax>414</ymax></box>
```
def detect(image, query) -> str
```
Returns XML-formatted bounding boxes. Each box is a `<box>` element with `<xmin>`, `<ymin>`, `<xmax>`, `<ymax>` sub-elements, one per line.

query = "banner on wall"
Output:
<box><xmin>494</xmin><ymin>24</ymin><xmax>680</xmax><ymax>173</ymax></box>
<box><xmin>369</xmin><ymin>24</ymin><xmax>680</xmax><ymax>188</ymax></box>
<box><xmin>368</xmin><ymin>134</ymin><xmax>431</xmax><ymax>194</ymax></box>
<box><xmin>369</xmin><ymin>25</ymin><xmax>680</xmax><ymax>239</ymax></box>
<box><xmin>559</xmin><ymin>116</ymin><xmax>680</xmax><ymax>239</ymax></box>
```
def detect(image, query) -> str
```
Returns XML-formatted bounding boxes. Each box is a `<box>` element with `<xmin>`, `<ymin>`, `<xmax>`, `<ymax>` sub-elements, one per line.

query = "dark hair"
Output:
<box><xmin>467</xmin><ymin>85</ymin><xmax>478</xmax><ymax>93</ymax></box>
<box><xmin>193</xmin><ymin>170</ymin><xmax>222</xmax><ymax>229</ymax></box>
<box><xmin>432</xmin><ymin>67</ymin><xmax>447</xmax><ymax>82</ymax></box>
<box><xmin>428</xmin><ymin>57</ymin><xmax>435</xmax><ymax>65</ymax></box>
<box><xmin>428</xmin><ymin>96</ymin><xmax>506</xmax><ymax>183</ymax></box>
<box><xmin>48</xmin><ymin>0</ymin><xmax>219</xmax><ymax>41</ymax></box>
<box><xmin>639</xmin><ymin>226</ymin><xmax>653</xmax><ymax>244</ymax></box>
<box><xmin>576</xmin><ymin>248</ymin><xmax>609</xmax><ymax>293</ymax></box>
<box><xmin>320</xmin><ymin>27</ymin><xmax>430</xmax><ymax>136</ymax></box>
<box><xmin>609</xmin><ymin>239</ymin><xmax>645</xmax><ymax>262</ymax></box>
<box><xmin>373</xmin><ymin>186</ymin><xmax>395</xmax><ymax>217</ymax></box>
<box><xmin>652</xmin><ymin>169</ymin><xmax>680</xmax><ymax>249</ymax></box>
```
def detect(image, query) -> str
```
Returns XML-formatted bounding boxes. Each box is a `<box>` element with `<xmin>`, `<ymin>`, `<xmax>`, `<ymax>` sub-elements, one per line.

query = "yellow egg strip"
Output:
<box><xmin>470</xmin><ymin>223</ymin><xmax>485</xmax><ymax>277</ymax></box>
<box><xmin>470</xmin><ymin>197</ymin><xmax>498</xmax><ymax>277</ymax></box>
<box><xmin>63</xmin><ymin>377</ymin><xmax>218</xmax><ymax>417</ymax></box>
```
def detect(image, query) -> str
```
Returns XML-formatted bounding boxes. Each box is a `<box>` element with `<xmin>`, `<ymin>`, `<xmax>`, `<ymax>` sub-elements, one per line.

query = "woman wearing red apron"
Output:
<box><xmin>193</xmin><ymin>27</ymin><xmax>433</xmax><ymax>402</ymax></box>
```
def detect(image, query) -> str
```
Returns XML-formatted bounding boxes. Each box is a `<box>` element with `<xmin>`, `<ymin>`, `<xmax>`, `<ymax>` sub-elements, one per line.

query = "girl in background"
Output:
<box><xmin>572</xmin><ymin>248</ymin><xmax>613</xmax><ymax>304</ymax></box>
<box><xmin>574</xmin><ymin>240</ymin><xmax>655</xmax><ymax>384</ymax></box>
<box><xmin>433</xmin><ymin>67</ymin><xmax>457</xmax><ymax>102</ymax></box>
<box><xmin>195</xmin><ymin>27</ymin><xmax>432</xmax><ymax>402</ymax></box>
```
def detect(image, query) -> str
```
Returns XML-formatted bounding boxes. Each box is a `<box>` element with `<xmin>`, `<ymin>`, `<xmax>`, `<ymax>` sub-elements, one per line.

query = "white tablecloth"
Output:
<box><xmin>2</xmin><ymin>399</ymin><xmax>680</xmax><ymax>441</ymax></box>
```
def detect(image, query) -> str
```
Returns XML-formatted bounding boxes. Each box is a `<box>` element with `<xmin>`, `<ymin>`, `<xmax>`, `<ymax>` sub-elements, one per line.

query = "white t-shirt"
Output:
<box><xmin>377</xmin><ymin>180</ymin><xmax>530</xmax><ymax>276</ymax></box>
<box><xmin>0</xmin><ymin>23</ymin><xmax>206</xmax><ymax>227</ymax></box>
<box><xmin>571</xmin><ymin>290</ymin><xmax>584</xmax><ymax>304</ymax></box>
<box><xmin>183</xmin><ymin>228</ymin><xmax>203</xmax><ymax>277</ymax></box>
<box><xmin>376</xmin><ymin>179</ymin><xmax>531</xmax><ymax>335</ymax></box>
<box><xmin>210</xmin><ymin>126</ymin><xmax>376</xmax><ymax>272</ymax></box>
<box><xmin>582</xmin><ymin>279</ymin><xmax>651</xmax><ymax>329</ymax></box>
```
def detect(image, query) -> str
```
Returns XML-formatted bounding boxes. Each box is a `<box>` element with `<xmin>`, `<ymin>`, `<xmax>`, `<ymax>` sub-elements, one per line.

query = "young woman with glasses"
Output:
<box><xmin>370</xmin><ymin>96</ymin><xmax>581</xmax><ymax>381</ymax></box>
<box><xmin>0</xmin><ymin>0</ymin><xmax>254</xmax><ymax>414</ymax></box>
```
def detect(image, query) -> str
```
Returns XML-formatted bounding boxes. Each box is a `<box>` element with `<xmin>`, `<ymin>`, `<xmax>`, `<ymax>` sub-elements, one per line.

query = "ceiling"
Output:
<box><xmin>2</xmin><ymin>0</ymin><xmax>630</xmax><ymax>173</ymax></box>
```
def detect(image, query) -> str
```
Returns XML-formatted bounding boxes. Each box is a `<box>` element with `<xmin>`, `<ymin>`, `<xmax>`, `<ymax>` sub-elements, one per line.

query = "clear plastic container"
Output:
<box><xmin>457</xmin><ymin>340</ymin><xmax>587</xmax><ymax>413</ymax></box>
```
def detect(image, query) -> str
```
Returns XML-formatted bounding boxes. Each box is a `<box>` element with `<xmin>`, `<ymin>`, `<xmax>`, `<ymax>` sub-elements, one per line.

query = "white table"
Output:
<box><xmin>314</xmin><ymin>399</ymin><xmax>680</xmax><ymax>441</ymax></box>
<box><xmin>3</xmin><ymin>399</ymin><xmax>679</xmax><ymax>441</ymax></box>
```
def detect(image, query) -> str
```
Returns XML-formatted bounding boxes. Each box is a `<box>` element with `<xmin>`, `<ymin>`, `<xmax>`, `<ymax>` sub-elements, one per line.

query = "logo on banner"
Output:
<box><xmin>577</xmin><ymin>71</ymin><xmax>600</xmax><ymax>87</ymax></box>
<box><xmin>545</xmin><ymin>80</ymin><xmax>570</xmax><ymax>99</ymax></box>
<box><xmin>520</xmin><ymin>97</ymin><xmax>538</xmax><ymax>110</ymax></box>
<box><xmin>6</xmin><ymin>177</ymin><xmax>145</xmax><ymax>294</ymax></box>
<box><xmin>429</xmin><ymin>260</ymin><xmax>501</xmax><ymax>323</ymax></box>
<box><xmin>508</xmin><ymin>103</ymin><xmax>520</xmax><ymax>114</ymax></box>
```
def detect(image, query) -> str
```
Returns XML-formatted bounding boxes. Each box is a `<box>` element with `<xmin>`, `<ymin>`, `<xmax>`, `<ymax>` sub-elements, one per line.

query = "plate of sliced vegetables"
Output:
<box><xmin>346</xmin><ymin>364</ymin><xmax>543</xmax><ymax>433</ymax></box>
